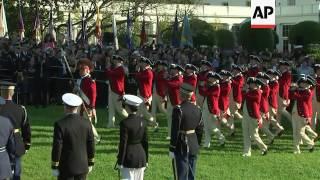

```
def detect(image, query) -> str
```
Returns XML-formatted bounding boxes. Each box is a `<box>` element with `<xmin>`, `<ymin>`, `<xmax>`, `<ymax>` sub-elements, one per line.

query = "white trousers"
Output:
<box><xmin>151</xmin><ymin>93</ymin><xmax>167</xmax><ymax>121</ymax></box>
<box><xmin>167</xmin><ymin>99</ymin><xmax>174</xmax><ymax>137</ymax></box>
<box><xmin>108</xmin><ymin>88</ymin><xmax>128</xmax><ymax>127</ymax></box>
<box><xmin>120</xmin><ymin>167</ymin><xmax>146</xmax><ymax>180</ymax></box>
<box><xmin>138</xmin><ymin>92</ymin><xmax>156</xmax><ymax>126</ymax></box>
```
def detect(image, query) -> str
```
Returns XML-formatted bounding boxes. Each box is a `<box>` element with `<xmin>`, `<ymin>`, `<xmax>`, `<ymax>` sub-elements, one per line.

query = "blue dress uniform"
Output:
<box><xmin>0</xmin><ymin>116</ymin><xmax>15</xmax><ymax>180</ymax></box>
<box><xmin>169</xmin><ymin>83</ymin><xmax>204</xmax><ymax>180</ymax></box>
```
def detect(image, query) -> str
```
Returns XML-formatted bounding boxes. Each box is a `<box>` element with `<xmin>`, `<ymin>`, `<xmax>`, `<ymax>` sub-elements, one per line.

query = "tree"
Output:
<box><xmin>239</xmin><ymin>21</ymin><xmax>274</xmax><ymax>52</ymax></box>
<box><xmin>289</xmin><ymin>21</ymin><xmax>320</xmax><ymax>47</ymax></box>
<box><xmin>190</xmin><ymin>19</ymin><xmax>215</xmax><ymax>47</ymax></box>
<box><xmin>216</xmin><ymin>29</ymin><xmax>234</xmax><ymax>49</ymax></box>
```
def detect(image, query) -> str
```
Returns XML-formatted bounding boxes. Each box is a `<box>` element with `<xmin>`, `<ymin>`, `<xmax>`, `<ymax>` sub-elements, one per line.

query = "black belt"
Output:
<box><xmin>128</xmin><ymin>141</ymin><xmax>141</xmax><ymax>145</ymax></box>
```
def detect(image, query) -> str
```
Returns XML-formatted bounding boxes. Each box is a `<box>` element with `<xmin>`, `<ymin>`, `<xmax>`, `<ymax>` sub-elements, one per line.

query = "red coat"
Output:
<box><xmin>197</xmin><ymin>71</ymin><xmax>209</xmax><ymax>96</ymax></box>
<box><xmin>316</xmin><ymin>77</ymin><xmax>320</xmax><ymax>102</ymax></box>
<box><xmin>246</xmin><ymin>67</ymin><xmax>260</xmax><ymax>78</ymax></box>
<box><xmin>105</xmin><ymin>66</ymin><xmax>125</xmax><ymax>95</ymax></box>
<box><xmin>231</xmin><ymin>75</ymin><xmax>244</xmax><ymax>103</ymax></box>
<box><xmin>291</xmin><ymin>88</ymin><xmax>313</xmax><ymax>119</ymax></box>
<box><xmin>80</xmin><ymin>76</ymin><xmax>97</xmax><ymax>108</ymax></box>
<box><xmin>184</xmin><ymin>74</ymin><xmax>197</xmax><ymax>102</ymax></box>
<box><xmin>279</xmin><ymin>71</ymin><xmax>292</xmax><ymax>100</ymax></box>
<box><xmin>244</xmin><ymin>89</ymin><xmax>261</xmax><ymax>119</ymax></box>
<box><xmin>154</xmin><ymin>70</ymin><xmax>167</xmax><ymax>98</ymax></box>
<box><xmin>219</xmin><ymin>81</ymin><xmax>231</xmax><ymax>111</ymax></box>
<box><xmin>205</xmin><ymin>84</ymin><xmax>220</xmax><ymax>115</ymax></box>
<box><xmin>167</xmin><ymin>75</ymin><xmax>183</xmax><ymax>106</ymax></box>
<box><xmin>260</xmin><ymin>85</ymin><xmax>270</xmax><ymax>113</ymax></box>
<box><xmin>268</xmin><ymin>80</ymin><xmax>279</xmax><ymax>109</ymax></box>
<box><xmin>135</xmin><ymin>68</ymin><xmax>154</xmax><ymax>99</ymax></box>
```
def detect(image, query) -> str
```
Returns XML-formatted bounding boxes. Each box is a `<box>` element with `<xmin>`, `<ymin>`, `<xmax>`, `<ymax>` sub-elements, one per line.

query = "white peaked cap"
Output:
<box><xmin>62</xmin><ymin>93</ymin><xmax>83</xmax><ymax>107</ymax></box>
<box><xmin>123</xmin><ymin>95</ymin><xmax>143</xmax><ymax>107</ymax></box>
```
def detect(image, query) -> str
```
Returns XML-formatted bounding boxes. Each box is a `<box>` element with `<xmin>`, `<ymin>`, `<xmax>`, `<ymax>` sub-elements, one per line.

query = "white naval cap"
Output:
<box><xmin>62</xmin><ymin>93</ymin><xmax>83</xmax><ymax>107</ymax></box>
<box><xmin>123</xmin><ymin>95</ymin><xmax>143</xmax><ymax>107</ymax></box>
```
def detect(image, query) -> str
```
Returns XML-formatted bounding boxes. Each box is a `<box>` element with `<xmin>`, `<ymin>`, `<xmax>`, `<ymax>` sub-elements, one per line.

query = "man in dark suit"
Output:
<box><xmin>117</xmin><ymin>94</ymin><xmax>148</xmax><ymax>180</ymax></box>
<box><xmin>169</xmin><ymin>83</ymin><xmax>204</xmax><ymax>180</ymax></box>
<box><xmin>51</xmin><ymin>93</ymin><xmax>95</xmax><ymax>180</ymax></box>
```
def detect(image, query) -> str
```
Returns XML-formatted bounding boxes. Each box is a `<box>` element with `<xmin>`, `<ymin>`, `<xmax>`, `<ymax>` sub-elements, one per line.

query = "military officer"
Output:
<box><xmin>230</xmin><ymin>64</ymin><xmax>245</xmax><ymax>120</ymax></box>
<box><xmin>169</xmin><ymin>83</ymin><xmax>203</xmax><ymax>180</ymax></box>
<box><xmin>117</xmin><ymin>95</ymin><xmax>148</xmax><ymax>180</ymax></box>
<box><xmin>51</xmin><ymin>93</ymin><xmax>95</xmax><ymax>180</ymax></box>
<box><xmin>196</xmin><ymin>60</ymin><xmax>212</xmax><ymax>107</ymax></box>
<box><xmin>0</xmin><ymin>81</ymin><xmax>31</xmax><ymax>180</ymax></box>
<box><xmin>183</xmin><ymin>64</ymin><xmax>198</xmax><ymax>104</ymax></box>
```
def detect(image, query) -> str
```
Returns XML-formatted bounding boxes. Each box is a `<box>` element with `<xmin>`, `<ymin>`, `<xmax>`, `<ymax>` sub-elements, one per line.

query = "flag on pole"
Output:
<box><xmin>48</xmin><ymin>7</ymin><xmax>56</xmax><ymax>41</ymax></box>
<box><xmin>155</xmin><ymin>9</ymin><xmax>162</xmax><ymax>45</ymax></box>
<box><xmin>0</xmin><ymin>0</ymin><xmax>8</xmax><ymax>38</ymax></box>
<box><xmin>18</xmin><ymin>3</ymin><xmax>25</xmax><ymax>41</ymax></box>
<box><xmin>66</xmin><ymin>12</ymin><xmax>73</xmax><ymax>44</ymax></box>
<box><xmin>172</xmin><ymin>9</ymin><xmax>179</xmax><ymax>48</ymax></box>
<box><xmin>125</xmin><ymin>9</ymin><xmax>133</xmax><ymax>50</ymax></box>
<box><xmin>112</xmin><ymin>12</ymin><xmax>119</xmax><ymax>50</ymax></box>
<box><xmin>33</xmin><ymin>6</ymin><xmax>41</xmax><ymax>44</ymax></box>
<box><xmin>81</xmin><ymin>6</ymin><xmax>87</xmax><ymax>45</ymax></box>
<box><xmin>180</xmin><ymin>12</ymin><xmax>193</xmax><ymax>48</ymax></box>
<box><xmin>140</xmin><ymin>18</ymin><xmax>147</xmax><ymax>47</ymax></box>
<box><xmin>95</xmin><ymin>6</ymin><xmax>102</xmax><ymax>45</ymax></box>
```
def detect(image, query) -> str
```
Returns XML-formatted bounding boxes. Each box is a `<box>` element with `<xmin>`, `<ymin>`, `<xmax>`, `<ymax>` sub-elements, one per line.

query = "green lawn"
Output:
<box><xmin>22</xmin><ymin>106</ymin><xmax>320</xmax><ymax>180</ymax></box>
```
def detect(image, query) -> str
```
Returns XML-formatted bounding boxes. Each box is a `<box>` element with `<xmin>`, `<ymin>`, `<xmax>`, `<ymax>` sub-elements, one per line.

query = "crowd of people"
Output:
<box><xmin>0</xmin><ymin>32</ymin><xmax>320</xmax><ymax>180</ymax></box>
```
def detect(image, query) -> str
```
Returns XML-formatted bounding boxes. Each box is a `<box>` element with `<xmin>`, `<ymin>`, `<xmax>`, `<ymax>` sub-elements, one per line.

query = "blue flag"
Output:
<box><xmin>180</xmin><ymin>12</ymin><xmax>193</xmax><ymax>48</ymax></box>
<box><xmin>126</xmin><ymin>10</ymin><xmax>133</xmax><ymax>50</ymax></box>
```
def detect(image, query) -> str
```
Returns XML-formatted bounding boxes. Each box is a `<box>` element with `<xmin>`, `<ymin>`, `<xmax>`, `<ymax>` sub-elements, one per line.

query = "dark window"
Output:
<box><xmin>282</xmin><ymin>25</ymin><xmax>292</xmax><ymax>37</ymax></box>
<box><xmin>283</xmin><ymin>39</ymin><xmax>289</xmax><ymax>53</ymax></box>
<box><xmin>287</xmin><ymin>0</ymin><xmax>295</xmax><ymax>6</ymax></box>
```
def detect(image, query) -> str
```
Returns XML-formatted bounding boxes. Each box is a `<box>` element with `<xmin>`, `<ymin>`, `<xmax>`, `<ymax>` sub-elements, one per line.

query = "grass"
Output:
<box><xmin>21</xmin><ymin>106</ymin><xmax>320</xmax><ymax>180</ymax></box>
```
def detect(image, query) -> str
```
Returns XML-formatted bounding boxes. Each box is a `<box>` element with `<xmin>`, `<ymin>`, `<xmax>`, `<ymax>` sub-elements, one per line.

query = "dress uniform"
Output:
<box><xmin>166</xmin><ymin>64</ymin><xmax>184</xmax><ymax>139</ymax></box>
<box><xmin>202</xmin><ymin>72</ymin><xmax>225</xmax><ymax>148</ymax></box>
<box><xmin>312</xmin><ymin>64</ymin><xmax>320</xmax><ymax>130</ymax></box>
<box><xmin>246</xmin><ymin>55</ymin><xmax>262</xmax><ymax>78</ymax></box>
<box><xmin>169</xmin><ymin>83</ymin><xmax>203</xmax><ymax>180</ymax></box>
<box><xmin>51</xmin><ymin>93</ymin><xmax>95</xmax><ymax>180</ymax></box>
<box><xmin>196</xmin><ymin>60</ymin><xmax>211</xmax><ymax>107</ymax></box>
<box><xmin>117</xmin><ymin>95</ymin><xmax>148</xmax><ymax>180</ymax></box>
<box><xmin>230</xmin><ymin>64</ymin><xmax>244</xmax><ymax>120</ymax></box>
<box><xmin>151</xmin><ymin>61</ymin><xmax>168</xmax><ymax>120</ymax></box>
<box><xmin>242</xmin><ymin>77</ymin><xmax>268</xmax><ymax>157</ymax></box>
<box><xmin>135</xmin><ymin>56</ymin><xmax>158</xmax><ymax>128</ymax></box>
<box><xmin>0</xmin><ymin>81</ymin><xmax>31</xmax><ymax>180</ymax></box>
<box><xmin>183</xmin><ymin>64</ymin><xmax>198</xmax><ymax>104</ymax></box>
<box><xmin>278</xmin><ymin>61</ymin><xmax>292</xmax><ymax>121</ymax></box>
<box><xmin>105</xmin><ymin>55</ymin><xmax>128</xmax><ymax>128</ymax></box>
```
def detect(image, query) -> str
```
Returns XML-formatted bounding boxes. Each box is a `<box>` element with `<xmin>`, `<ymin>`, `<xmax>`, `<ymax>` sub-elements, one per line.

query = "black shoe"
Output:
<box><xmin>261</xmin><ymin>150</ymin><xmax>268</xmax><ymax>156</ymax></box>
<box><xmin>277</xmin><ymin>129</ymin><xmax>284</xmax><ymax>137</ymax></box>
<box><xmin>309</xmin><ymin>146</ymin><xmax>315</xmax><ymax>153</ymax></box>
<box><xmin>230</xmin><ymin>132</ymin><xmax>235</xmax><ymax>137</ymax></box>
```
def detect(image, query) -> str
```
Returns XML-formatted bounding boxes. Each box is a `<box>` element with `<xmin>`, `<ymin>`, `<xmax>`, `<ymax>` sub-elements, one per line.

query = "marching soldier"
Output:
<box><xmin>230</xmin><ymin>64</ymin><xmax>244</xmax><ymax>120</ymax></box>
<box><xmin>312</xmin><ymin>64</ymin><xmax>320</xmax><ymax>130</ymax></box>
<box><xmin>242</xmin><ymin>77</ymin><xmax>268</xmax><ymax>157</ymax></box>
<box><xmin>169</xmin><ymin>83</ymin><xmax>203</xmax><ymax>180</ymax></box>
<box><xmin>202</xmin><ymin>72</ymin><xmax>225</xmax><ymax>148</ymax></box>
<box><xmin>0</xmin><ymin>81</ymin><xmax>31</xmax><ymax>180</ymax></box>
<box><xmin>116</xmin><ymin>95</ymin><xmax>148</xmax><ymax>180</ymax></box>
<box><xmin>183</xmin><ymin>64</ymin><xmax>198</xmax><ymax>104</ymax></box>
<box><xmin>51</xmin><ymin>93</ymin><xmax>95</xmax><ymax>179</ymax></box>
<box><xmin>278</xmin><ymin>60</ymin><xmax>292</xmax><ymax>121</ymax></box>
<box><xmin>246</xmin><ymin>55</ymin><xmax>262</xmax><ymax>78</ymax></box>
<box><xmin>105</xmin><ymin>55</ymin><xmax>128</xmax><ymax>128</ymax></box>
<box><xmin>196</xmin><ymin>60</ymin><xmax>212</xmax><ymax>107</ymax></box>
<box><xmin>166</xmin><ymin>64</ymin><xmax>184</xmax><ymax>139</ymax></box>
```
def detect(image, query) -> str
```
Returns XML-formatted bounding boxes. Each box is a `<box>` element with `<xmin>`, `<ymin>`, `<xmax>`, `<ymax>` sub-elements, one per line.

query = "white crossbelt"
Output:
<box><xmin>0</xmin><ymin>146</ymin><xmax>6</xmax><ymax>153</ymax></box>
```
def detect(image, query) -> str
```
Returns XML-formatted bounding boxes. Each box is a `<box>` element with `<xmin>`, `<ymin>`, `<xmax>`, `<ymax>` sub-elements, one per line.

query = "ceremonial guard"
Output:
<box><xmin>203</xmin><ymin>72</ymin><xmax>225</xmax><ymax>148</ymax></box>
<box><xmin>169</xmin><ymin>83</ymin><xmax>203</xmax><ymax>180</ymax></box>
<box><xmin>290</xmin><ymin>76</ymin><xmax>317</xmax><ymax>154</ymax></box>
<box><xmin>151</xmin><ymin>61</ymin><xmax>168</xmax><ymax>121</ymax></box>
<box><xmin>196</xmin><ymin>60</ymin><xmax>212</xmax><ymax>107</ymax></box>
<box><xmin>242</xmin><ymin>77</ymin><xmax>268</xmax><ymax>157</ymax></box>
<box><xmin>166</xmin><ymin>64</ymin><xmax>184</xmax><ymax>139</ymax></box>
<box><xmin>105</xmin><ymin>55</ymin><xmax>128</xmax><ymax>127</ymax></box>
<box><xmin>230</xmin><ymin>64</ymin><xmax>244</xmax><ymax>120</ymax></box>
<box><xmin>278</xmin><ymin>60</ymin><xmax>292</xmax><ymax>120</ymax></box>
<box><xmin>116</xmin><ymin>95</ymin><xmax>148</xmax><ymax>180</ymax></box>
<box><xmin>135</xmin><ymin>56</ymin><xmax>158</xmax><ymax>128</ymax></box>
<box><xmin>246</xmin><ymin>55</ymin><xmax>262</xmax><ymax>78</ymax></box>
<box><xmin>312</xmin><ymin>64</ymin><xmax>320</xmax><ymax>130</ymax></box>
<box><xmin>183</xmin><ymin>64</ymin><xmax>198</xmax><ymax>104</ymax></box>
<box><xmin>51</xmin><ymin>93</ymin><xmax>95</xmax><ymax>179</ymax></box>
<box><xmin>0</xmin><ymin>81</ymin><xmax>31</xmax><ymax>180</ymax></box>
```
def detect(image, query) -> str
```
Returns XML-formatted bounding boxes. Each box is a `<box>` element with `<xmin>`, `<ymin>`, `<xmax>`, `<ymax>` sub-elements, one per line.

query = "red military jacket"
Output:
<box><xmin>205</xmin><ymin>84</ymin><xmax>220</xmax><ymax>115</ymax></box>
<box><xmin>231</xmin><ymin>74</ymin><xmax>244</xmax><ymax>103</ymax></box>
<box><xmin>197</xmin><ymin>70</ymin><xmax>209</xmax><ymax>96</ymax></box>
<box><xmin>260</xmin><ymin>84</ymin><xmax>270</xmax><ymax>113</ymax></box>
<box><xmin>316</xmin><ymin>77</ymin><xmax>320</xmax><ymax>102</ymax></box>
<box><xmin>135</xmin><ymin>68</ymin><xmax>154</xmax><ymax>99</ymax></box>
<box><xmin>279</xmin><ymin>71</ymin><xmax>292</xmax><ymax>100</ymax></box>
<box><xmin>246</xmin><ymin>67</ymin><xmax>260</xmax><ymax>78</ymax></box>
<box><xmin>154</xmin><ymin>70</ymin><xmax>167</xmax><ymax>98</ymax></box>
<box><xmin>219</xmin><ymin>81</ymin><xmax>231</xmax><ymax>111</ymax></box>
<box><xmin>184</xmin><ymin>74</ymin><xmax>197</xmax><ymax>102</ymax></box>
<box><xmin>268</xmin><ymin>80</ymin><xmax>279</xmax><ymax>109</ymax></box>
<box><xmin>291</xmin><ymin>88</ymin><xmax>313</xmax><ymax>119</ymax></box>
<box><xmin>167</xmin><ymin>75</ymin><xmax>183</xmax><ymax>106</ymax></box>
<box><xmin>105</xmin><ymin>66</ymin><xmax>125</xmax><ymax>95</ymax></box>
<box><xmin>80</xmin><ymin>76</ymin><xmax>97</xmax><ymax>108</ymax></box>
<box><xmin>244</xmin><ymin>88</ymin><xmax>262</xmax><ymax>119</ymax></box>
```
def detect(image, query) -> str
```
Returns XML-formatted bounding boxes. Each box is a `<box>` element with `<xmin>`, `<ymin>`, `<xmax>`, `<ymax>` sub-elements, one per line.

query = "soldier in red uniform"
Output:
<box><xmin>230</xmin><ymin>64</ymin><xmax>245</xmax><ymax>120</ymax></box>
<box><xmin>166</xmin><ymin>64</ymin><xmax>184</xmax><ymax>139</ymax></box>
<box><xmin>202</xmin><ymin>72</ymin><xmax>225</xmax><ymax>148</ymax></box>
<box><xmin>278</xmin><ymin>60</ymin><xmax>292</xmax><ymax>122</ymax></box>
<box><xmin>242</xmin><ymin>77</ymin><xmax>267</xmax><ymax>157</ymax></box>
<box><xmin>246</xmin><ymin>55</ymin><xmax>262</xmax><ymax>78</ymax></box>
<box><xmin>183</xmin><ymin>64</ymin><xmax>198</xmax><ymax>104</ymax></box>
<box><xmin>151</xmin><ymin>61</ymin><xmax>168</xmax><ymax>121</ymax></box>
<box><xmin>135</xmin><ymin>56</ymin><xmax>158</xmax><ymax>128</ymax></box>
<box><xmin>105</xmin><ymin>55</ymin><xmax>128</xmax><ymax>128</ymax></box>
<box><xmin>196</xmin><ymin>60</ymin><xmax>212</xmax><ymax>107</ymax></box>
<box><xmin>312</xmin><ymin>64</ymin><xmax>320</xmax><ymax>131</ymax></box>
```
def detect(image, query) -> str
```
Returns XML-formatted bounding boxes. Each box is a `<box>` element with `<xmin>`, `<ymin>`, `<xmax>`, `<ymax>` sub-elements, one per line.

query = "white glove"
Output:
<box><xmin>117</xmin><ymin>164</ymin><xmax>124</xmax><ymax>169</ymax></box>
<box><xmin>52</xmin><ymin>169</ymin><xmax>60</xmax><ymax>177</ymax></box>
<box><xmin>88</xmin><ymin>166</ymin><xmax>93</xmax><ymax>173</ymax></box>
<box><xmin>169</xmin><ymin>151</ymin><xmax>175</xmax><ymax>159</ymax></box>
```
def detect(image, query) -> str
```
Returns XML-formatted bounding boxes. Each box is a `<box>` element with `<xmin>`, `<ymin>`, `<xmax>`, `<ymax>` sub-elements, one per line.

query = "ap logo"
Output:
<box><xmin>251</xmin><ymin>0</ymin><xmax>275</xmax><ymax>29</ymax></box>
